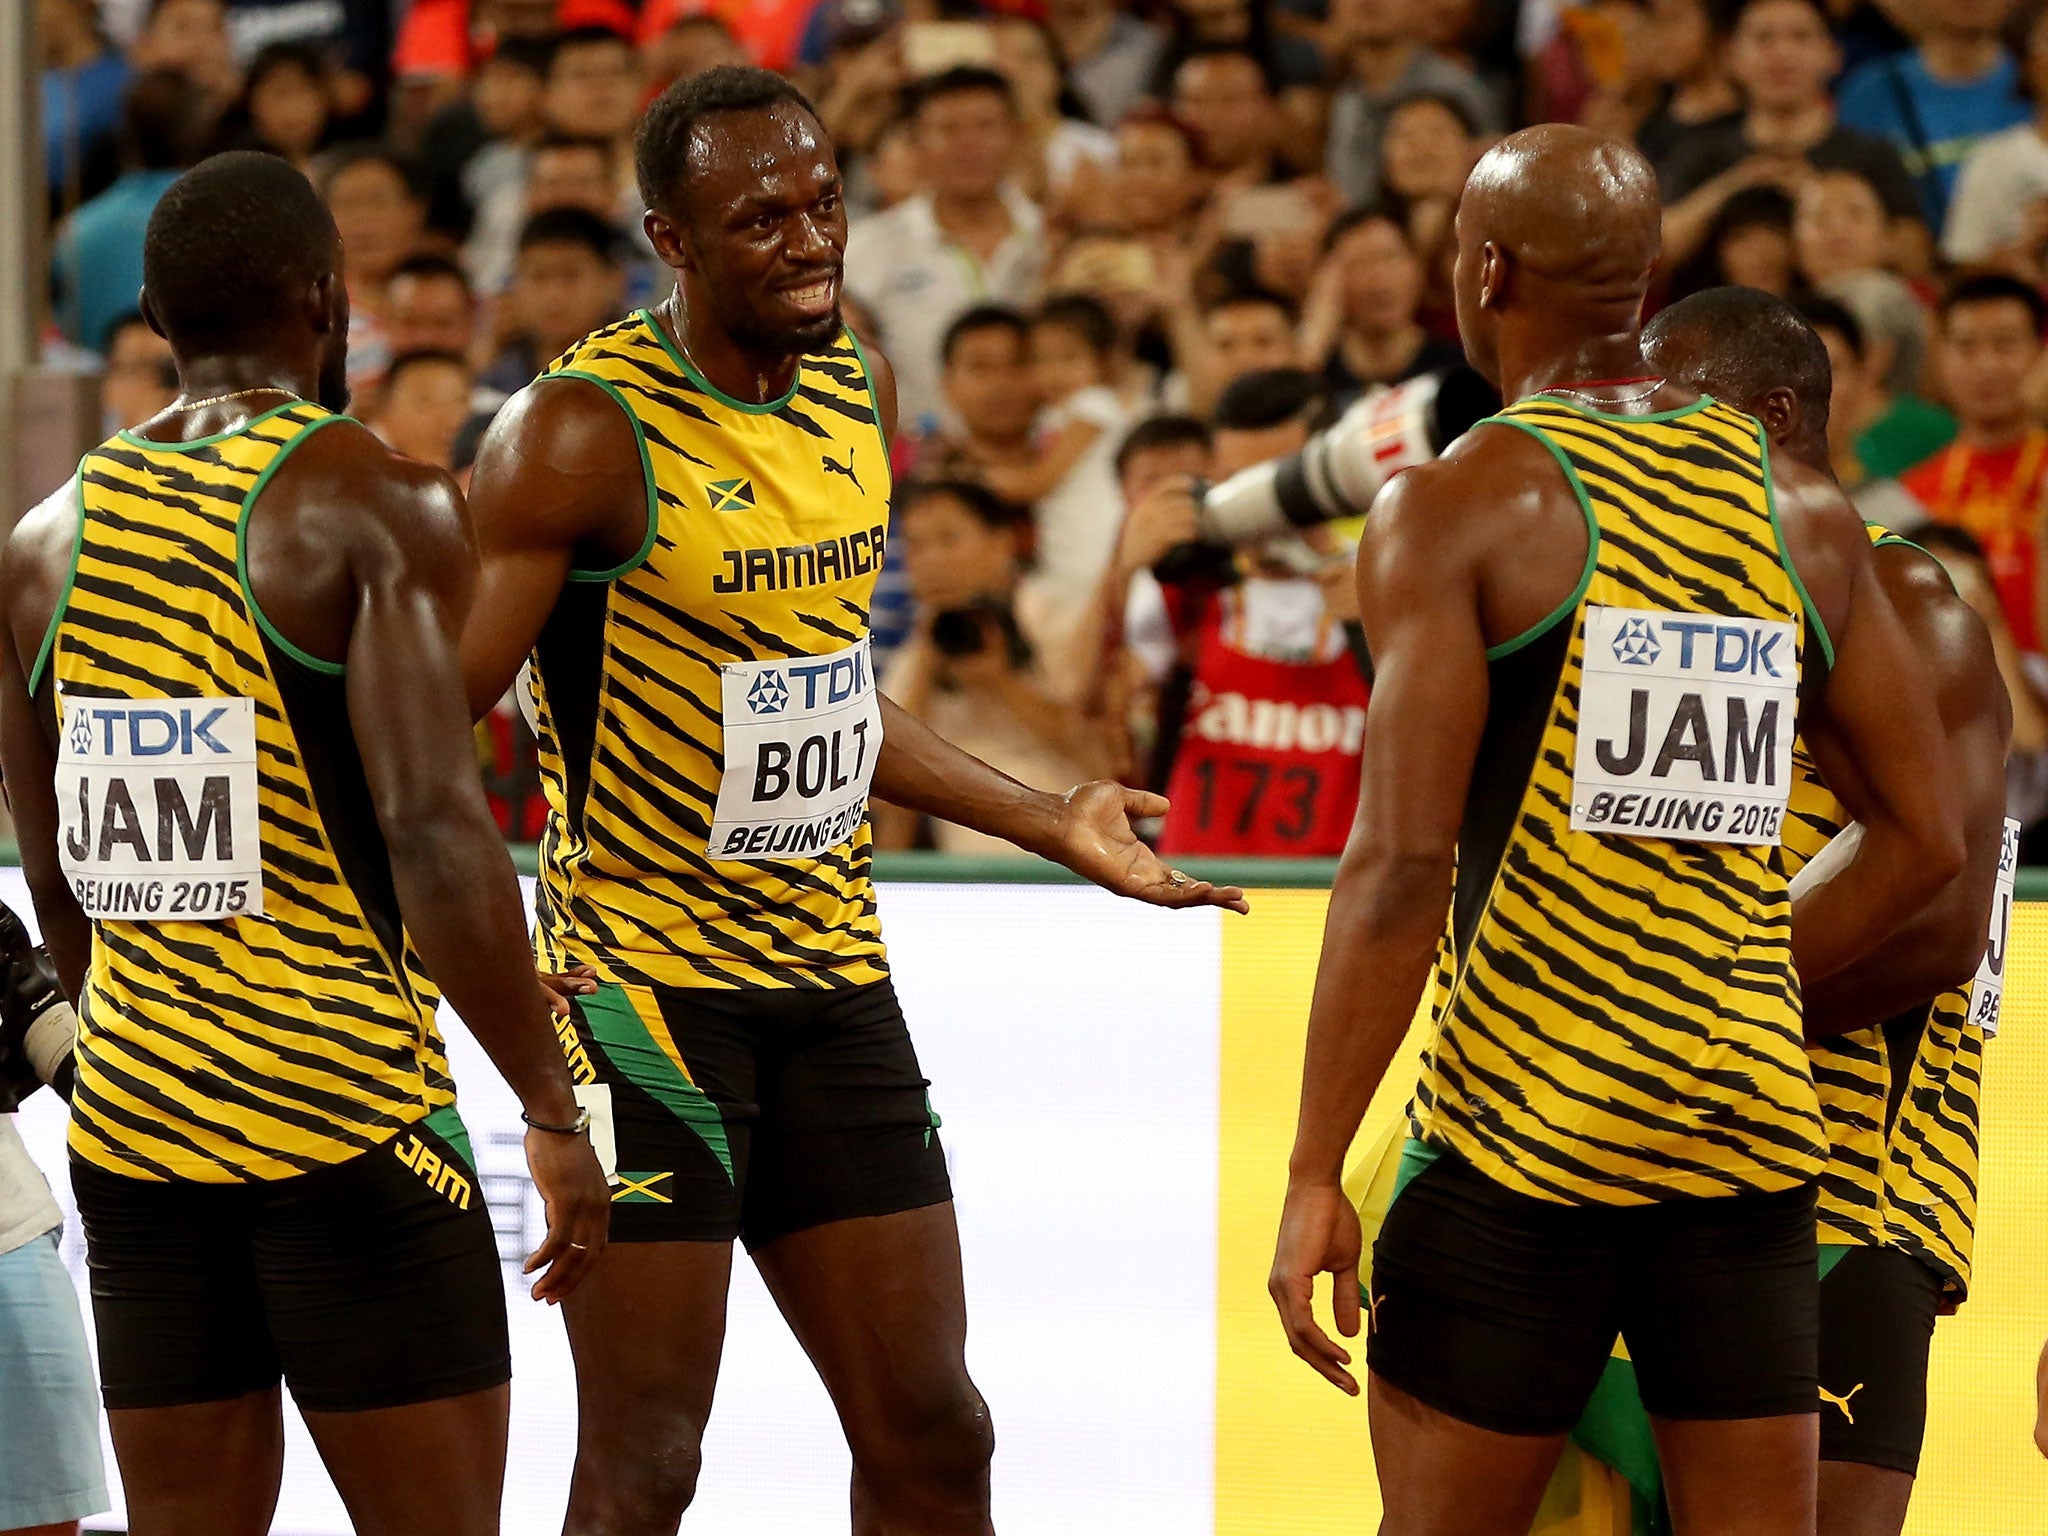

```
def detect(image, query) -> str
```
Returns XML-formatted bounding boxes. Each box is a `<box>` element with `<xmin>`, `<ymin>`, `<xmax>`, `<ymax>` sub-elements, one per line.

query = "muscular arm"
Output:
<box><xmin>0</xmin><ymin>490</ymin><xmax>90</xmax><ymax>1000</ymax></box>
<box><xmin>1271</xmin><ymin>452</ymin><xmax>1494</xmax><ymax>1394</ymax></box>
<box><xmin>1779</xmin><ymin>468</ymin><xmax>1967</xmax><ymax>986</ymax></box>
<box><xmin>458</xmin><ymin>377</ymin><xmax>647</xmax><ymax>720</ymax></box>
<box><xmin>304</xmin><ymin>439</ymin><xmax>607</xmax><ymax>1297</ymax></box>
<box><xmin>1800</xmin><ymin>547</ymin><xmax>2011</xmax><ymax>1038</ymax></box>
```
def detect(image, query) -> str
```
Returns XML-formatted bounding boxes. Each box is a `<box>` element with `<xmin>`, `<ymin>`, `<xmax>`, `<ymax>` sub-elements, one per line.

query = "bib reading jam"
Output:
<box><xmin>527</xmin><ymin>313</ymin><xmax>892</xmax><ymax>990</ymax></box>
<box><xmin>1411</xmin><ymin>396</ymin><xmax>1829</xmax><ymax>1205</ymax></box>
<box><xmin>37</xmin><ymin>403</ymin><xmax>452</xmax><ymax>1183</ymax></box>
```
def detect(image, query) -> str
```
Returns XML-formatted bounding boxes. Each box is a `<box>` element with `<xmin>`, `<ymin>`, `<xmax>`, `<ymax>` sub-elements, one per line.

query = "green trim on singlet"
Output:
<box><xmin>1388</xmin><ymin>1136</ymin><xmax>1442</xmax><ymax>1208</ymax></box>
<box><xmin>579</xmin><ymin>981</ymin><xmax>733</xmax><ymax>1181</ymax></box>
<box><xmin>1818</xmin><ymin>1242</ymin><xmax>1853</xmax><ymax>1283</ymax></box>
<box><xmin>425</xmin><ymin>1104</ymin><xmax>478</xmax><ymax>1175</ymax></box>
<box><xmin>552</xmin><ymin>369</ymin><xmax>661</xmax><ymax>584</ymax></box>
<box><xmin>1474</xmin><ymin>416</ymin><xmax>1602</xmax><ymax>661</ymax></box>
<box><xmin>640</xmin><ymin>306</ymin><xmax>799</xmax><ymax>414</ymax></box>
<box><xmin>1762</xmin><ymin>430</ymin><xmax>1836</xmax><ymax>673</ymax></box>
<box><xmin>26</xmin><ymin>465</ymin><xmax>86</xmax><ymax>698</ymax></box>
<box><xmin>844</xmin><ymin>327</ymin><xmax>893</xmax><ymax>458</ymax></box>
<box><xmin>1525</xmin><ymin>392</ymin><xmax>1715</xmax><ymax>425</ymax></box>
<box><xmin>116</xmin><ymin>398</ymin><xmax>304</xmax><ymax>451</ymax></box>
<box><xmin>238</xmin><ymin>413</ymin><xmax>351</xmax><ymax>677</ymax></box>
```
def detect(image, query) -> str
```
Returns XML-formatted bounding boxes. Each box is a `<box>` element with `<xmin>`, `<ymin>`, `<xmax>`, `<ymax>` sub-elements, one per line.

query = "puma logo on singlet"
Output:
<box><xmin>1820</xmin><ymin>1382</ymin><xmax>1864</xmax><ymax>1423</ymax></box>
<box><xmin>821</xmin><ymin>447</ymin><xmax>862</xmax><ymax>492</ymax></box>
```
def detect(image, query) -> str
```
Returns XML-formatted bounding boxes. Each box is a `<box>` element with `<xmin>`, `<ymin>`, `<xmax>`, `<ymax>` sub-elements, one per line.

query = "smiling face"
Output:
<box><xmin>646</xmin><ymin>100</ymin><xmax>848</xmax><ymax>355</ymax></box>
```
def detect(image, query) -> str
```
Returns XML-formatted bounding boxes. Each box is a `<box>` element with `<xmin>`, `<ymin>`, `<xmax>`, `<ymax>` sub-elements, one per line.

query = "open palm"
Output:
<box><xmin>1046</xmin><ymin>781</ymin><xmax>1250</xmax><ymax>913</ymax></box>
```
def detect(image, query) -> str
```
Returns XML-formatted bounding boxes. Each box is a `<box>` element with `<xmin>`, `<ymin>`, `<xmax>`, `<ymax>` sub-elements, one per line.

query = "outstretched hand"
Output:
<box><xmin>1044</xmin><ymin>781</ymin><xmax>1250</xmax><ymax>913</ymax></box>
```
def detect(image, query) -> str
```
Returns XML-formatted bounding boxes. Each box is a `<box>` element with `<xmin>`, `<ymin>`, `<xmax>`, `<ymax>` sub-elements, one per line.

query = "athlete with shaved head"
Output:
<box><xmin>1270</xmin><ymin>126</ymin><xmax>1965</xmax><ymax>1534</ymax></box>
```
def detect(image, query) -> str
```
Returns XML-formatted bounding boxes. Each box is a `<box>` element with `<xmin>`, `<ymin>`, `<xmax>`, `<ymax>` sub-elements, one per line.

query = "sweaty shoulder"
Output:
<box><xmin>467</xmin><ymin>372</ymin><xmax>647</xmax><ymax>557</ymax></box>
<box><xmin>1366</xmin><ymin>421</ymin><xmax>1591</xmax><ymax>650</ymax></box>
<box><xmin>1874</xmin><ymin>540</ymin><xmax>2004</xmax><ymax>731</ymax></box>
<box><xmin>1764</xmin><ymin>449</ymin><xmax>1866</xmax><ymax>652</ymax></box>
<box><xmin>2</xmin><ymin>479</ymin><xmax>83</xmax><ymax>678</ymax></box>
<box><xmin>279</xmin><ymin>416</ymin><xmax>468</xmax><ymax>558</ymax></box>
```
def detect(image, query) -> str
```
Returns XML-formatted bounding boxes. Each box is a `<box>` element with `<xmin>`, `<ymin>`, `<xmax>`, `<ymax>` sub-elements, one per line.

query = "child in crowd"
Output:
<box><xmin>878</xmin><ymin>480</ymin><xmax>1111</xmax><ymax>854</ymax></box>
<box><xmin>980</xmin><ymin>294</ymin><xmax>1134</xmax><ymax>638</ymax></box>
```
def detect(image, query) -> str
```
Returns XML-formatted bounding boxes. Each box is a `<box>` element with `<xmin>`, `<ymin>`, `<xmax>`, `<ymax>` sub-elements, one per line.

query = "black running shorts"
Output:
<box><xmin>557</xmin><ymin>976</ymin><xmax>952</xmax><ymax>1249</ymax></box>
<box><xmin>1367</xmin><ymin>1144</ymin><xmax>1819</xmax><ymax>1435</ymax></box>
<box><xmin>1817</xmin><ymin>1244</ymin><xmax>1943</xmax><ymax>1474</ymax></box>
<box><xmin>73</xmin><ymin>1109</ymin><xmax>509</xmax><ymax>1413</ymax></box>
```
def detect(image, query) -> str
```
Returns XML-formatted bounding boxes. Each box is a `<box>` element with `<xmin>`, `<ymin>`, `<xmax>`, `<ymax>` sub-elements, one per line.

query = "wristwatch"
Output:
<box><xmin>521</xmin><ymin>1105</ymin><xmax>593</xmax><ymax>1136</ymax></box>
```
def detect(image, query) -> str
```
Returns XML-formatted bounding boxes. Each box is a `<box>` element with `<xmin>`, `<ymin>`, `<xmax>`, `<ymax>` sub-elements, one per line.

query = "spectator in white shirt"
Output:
<box><xmin>1945</xmin><ymin>7</ymin><xmax>2048</xmax><ymax>267</ymax></box>
<box><xmin>844</xmin><ymin>66</ymin><xmax>1047</xmax><ymax>435</ymax></box>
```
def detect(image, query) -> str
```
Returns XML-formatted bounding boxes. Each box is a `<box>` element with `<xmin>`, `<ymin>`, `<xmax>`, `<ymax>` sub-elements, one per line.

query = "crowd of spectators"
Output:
<box><xmin>36</xmin><ymin>0</ymin><xmax>2048</xmax><ymax>855</ymax></box>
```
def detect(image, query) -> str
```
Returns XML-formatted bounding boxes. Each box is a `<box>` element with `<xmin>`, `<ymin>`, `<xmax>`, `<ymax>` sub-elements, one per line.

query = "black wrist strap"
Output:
<box><xmin>521</xmin><ymin>1106</ymin><xmax>589</xmax><ymax>1135</ymax></box>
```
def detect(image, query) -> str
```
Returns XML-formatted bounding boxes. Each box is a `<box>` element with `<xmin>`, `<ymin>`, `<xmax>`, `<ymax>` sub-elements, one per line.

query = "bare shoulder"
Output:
<box><xmin>466</xmin><ymin>373</ymin><xmax>646</xmax><ymax>554</ymax></box>
<box><xmin>277</xmin><ymin>417</ymin><xmax>470</xmax><ymax>574</ymax></box>
<box><xmin>855</xmin><ymin>334</ymin><xmax>899</xmax><ymax>446</ymax></box>
<box><xmin>1</xmin><ymin>479</ymin><xmax>83</xmax><ymax>658</ymax></box>
<box><xmin>1874</xmin><ymin>540</ymin><xmax>2003</xmax><ymax>725</ymax></box>
<box><xmin>475</xmin><ymin>372</ymin><xmax>640</xmax><ymax>482</ymax></box>
<box><xmin>1766</xmin><ymin>451</ymin><xmax>1868</xmax><ymax>644</ymax></box>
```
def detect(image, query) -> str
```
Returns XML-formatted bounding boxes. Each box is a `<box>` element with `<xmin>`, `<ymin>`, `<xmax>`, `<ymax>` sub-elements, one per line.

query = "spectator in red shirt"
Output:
<box><xmin>1902</xmin><ymin>272</ymin><xmax>2048</xmax><ymax>653</ymax></box>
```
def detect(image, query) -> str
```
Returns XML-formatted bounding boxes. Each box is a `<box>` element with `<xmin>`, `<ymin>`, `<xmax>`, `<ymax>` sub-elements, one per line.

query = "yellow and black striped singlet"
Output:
<box><xmin>1780</xmin><ymin>528</ymin><xmax>1986</xmax><ymax>1299</ymax></box>
<box><xmin>1409</xmin><ymin>395</ymin><xmax>1828</xmax><ymax>1204</ymax></box>
<box><xmin>41</xmin><ymin>402</ymin><xmax>452</xmax><ymax>1183</ymax></box>
<box><xmin>528</xmin><ymin>312</ymin><xmax>890</xmax><ymax>989</ymax></box>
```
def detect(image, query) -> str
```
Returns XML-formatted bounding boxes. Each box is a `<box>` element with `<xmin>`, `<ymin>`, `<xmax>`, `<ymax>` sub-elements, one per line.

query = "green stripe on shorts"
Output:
<box><xmin>581</xmin><ymin>981</ymin><xmax>735</xmax><ymax>1181</ymax></box>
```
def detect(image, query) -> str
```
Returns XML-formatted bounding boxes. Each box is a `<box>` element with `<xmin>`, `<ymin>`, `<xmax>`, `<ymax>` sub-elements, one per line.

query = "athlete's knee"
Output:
<box><xmin>565</xmin><ymin>1411</ymin><xmax>707</xmax><ymax>1532</ymax></box>
<box><xmin>852</xmin><ymin>1375</ymin><xmax>996</xmax><ymax>1496</ymax></box>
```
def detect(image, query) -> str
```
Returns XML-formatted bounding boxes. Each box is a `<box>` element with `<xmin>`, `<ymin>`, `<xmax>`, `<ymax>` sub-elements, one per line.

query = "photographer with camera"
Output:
<box><xmin>877</xmin><ymin>481</ymin><xmax>1117</xmax><ymax>855</ymax></box>
<box><xmin>0</xmin><ymin>900</ymin><xmax>107</xmax><ymax>1535</ymax></box>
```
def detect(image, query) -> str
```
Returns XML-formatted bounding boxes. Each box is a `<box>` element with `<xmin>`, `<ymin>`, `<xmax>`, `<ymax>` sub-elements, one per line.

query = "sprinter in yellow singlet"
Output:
<box><xmin>460</xmin><ymin>66</ymin><xmax>1245</xmax><ymax>1533</ymax></box>
<box><xmin>1634</xmin><ymin>290</ymin><xmax>2011</xmax><ymax>1536</ymax></box>
<box><xmin>0</xmin><ymin>153</ymin><xmax>607</xmax><ymax>1536</ymax></box>
<box><xmin>1269</xmin><ymin>127</ymin><xmax>1965</xmax><ymax>1536</ymax></box>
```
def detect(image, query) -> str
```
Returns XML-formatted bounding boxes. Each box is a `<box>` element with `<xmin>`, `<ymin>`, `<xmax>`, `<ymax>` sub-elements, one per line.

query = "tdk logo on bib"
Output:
<box><xmin>1571</xmin><ymin>605</ymin><xmax>1798</xmax><ymax>847</ymax></box>
<box><xmin>747</xmin><ymin>670</ymin><xmax>789</xmax><ymax>715</ymax></box>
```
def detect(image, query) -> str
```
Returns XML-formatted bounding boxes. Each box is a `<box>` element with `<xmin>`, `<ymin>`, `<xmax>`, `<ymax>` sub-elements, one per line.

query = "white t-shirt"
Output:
<box><xmin>0</xmin><ymin>1115</ymin><xmax>62</xmax><ymax>1260</ymax></box>
<box><xmin>1943</xmin><ymin>123</ymin><xmax>2048</xmax><ymax>264</ymax></box>
<box><xmin>842</xmin><ymin>189</ymin><xmax>1047</xmax><ymax>436</ymax></box>
<box><xmin>1028</xmin><ymin>384</ymin><xmax>1131</xmax><ymax>633</ymax></box>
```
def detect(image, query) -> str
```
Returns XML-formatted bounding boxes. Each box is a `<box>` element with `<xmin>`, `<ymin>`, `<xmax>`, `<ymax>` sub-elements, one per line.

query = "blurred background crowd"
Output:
<box><xmin>36</xmin><ymin>0</ymin><xmax>2048</xmax><ymax>858</ymax></box>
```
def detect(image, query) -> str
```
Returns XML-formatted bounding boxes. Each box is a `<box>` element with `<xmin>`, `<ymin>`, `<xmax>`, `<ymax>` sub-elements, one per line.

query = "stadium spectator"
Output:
<box><xmin>1172</xmin><ymin>47</ymin><xmax>1291</xmax><ymax>187</ymax></box>
<box><xmin>1122</xmin><ymin>369</ymin><xmax>1370</xmax><ymax>856</ymax></box>
<box><xmin>370</xmin><ymin>350</ymin><xmax>479</xmax><ymax>472</ymax></box>
<box><xmin>642</xmin><ymin>13</ymin><xmax>748</xmax><ymax>95</ymax></box>
<box><xmin>1375</xmin><ymin>90</ymin><xmax>1483</xmax><ymax>308</ymax></box>
<box><xmin>1793</xmin><ymin>167</ymin><xmax>1930</xmax><ymax>396</ymax></box>
<box><xmin>1669</xmin><ymin>183</ymin><xmax>1798</xmax><ymax>297</ymax></box>
<box><xmin>1044</xmin><ymin>0</ymin><xmax>1171</xmax><ymax>128</ymax></box>
<box><xmin>1092</xmin><ymin>104</ymin><xmax>1205</xmax><ymax>241</ymax></box>
<box><xmin>213</xmin><ymin>41</ymin><xmax>334</xmax><ymax>167</ymax></box>
<box><xmin>41</xmin><ymin>0</ymin><xmax>132</xmax><ymax>211</ymax></box>
<box><xmin>1170</xmin><ymin>287</ymin><xmax>1302</xmax><ymax>417</ymax></box>
<box><xmin>845</xmin><ymin>67</ymin><xmax>1046</xmax><ymax>435</ymax></box>
<box><xmin>415</xmin><ymin>34</ymin><xmax>550</xmax><ymax>245</ymax></box>
<box><xmin>130</xmin><ymin>0</ymin><xmax>241</xmax><ymax>116</ymax></box>
<box><xmin>1152</xmin><ymin>0</ymin><xmax>1326</xmax><ymax>98</ymax></box>
<box><xmin>1944</xmin><ymin>6</ymin><xmax>2048</xmax><ymax>268</ymax></box>
<box><xmin>481</xmin><ymin>206</ymin><xmax>629</xmax><ymax>394</ymax></box>
<box><xmin>50</xmin><ymin>69</ymin><xmax>203</xmax><ymax>353</ymax></box>
<box><xmin>97</xmin><ymin>311</ymin><xmax>177</xmax><ymax>433</ymax></box>
<box><xmin>878</xmin><ymin>480</ymin><xmax>1112</xmax><ymax>854</ymax></box>
<box><xmin>385</xmin><ymin>253</ymin><xmax>486</xmax><ymax>371</ymax></box>
<box><xmin>1300</xmin><ymin>207</ymin><xmax>1463</xmax><ymax>408</ymax></box>
<box><xmin>1901</xmin><ymin>273</ymin><xmax>2048</xmax><ymax>654</ymax></box>
<box><xmin>1660</xmin><ymin>0</ymin><xmax>1923</xmax><ymax>271</ymax></box>
<box><xmin>319</xmin><ymin>145</ymin><xmax>428</xmax><ymax>391</ymax></box>
<box><xmin>984</xmin><ymin>295</ymin><xmax>1134</xmax><ymax>630</ymax></box>
<box><xmin>914</xmin><ymin>305</ymin><xmax>1041</xmax><ymax>485</ymax></box>
<box><xmin>992</xmin><ymin>17</ymin><xmax>1118</xmax><ymax>206</ymax></box>
<box><xmin>468</xmin><ymin>131</ymin><xmax>624</xmax><ymax>294</ymax></box>
<box><xmin>1628</xmin><ymin>0</ymin><xmax>1741</xmax><ymax>182</ymax></box>
<box><xmin>1838</xmin><ymin>0</ymin><xmax>2029</xmax><ymax>226</ymax></box>
<box><xmin>1324</xmin><ymin>0</ymin><xmax>1501</xmax><ymax>208</ymax></box>
<box><xmin>542</xmin><ymin>24</ymin><xmax>642</xmax><ymax>157</ymax></box>
<box><xmin>1800</xmin><ymin>295</ymin><xmax>1952</xmax><ymax>505</ymax></box>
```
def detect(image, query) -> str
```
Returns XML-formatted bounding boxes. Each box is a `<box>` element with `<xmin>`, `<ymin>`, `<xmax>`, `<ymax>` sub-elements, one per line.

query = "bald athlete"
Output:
<box><xmin>1271</xmin><ymin>127</ymin><xmax>1963</xmax><ymax>1536</ymax></box>
<box><xmin>1637</xmin><ymin>288</ymin><xmax>2008</xmax><ymax>1536</ymax></box>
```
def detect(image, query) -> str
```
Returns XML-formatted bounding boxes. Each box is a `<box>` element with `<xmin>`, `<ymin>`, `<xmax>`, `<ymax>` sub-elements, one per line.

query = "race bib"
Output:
<box><xmin>1970</xmin><ymin>817</ymin><xmax>2021</xmax><ymax>1040</ymax></box>
<box><xmin>55</xmin><ymin>695</ymin><xmax>264</xmax><ymax>921</ymax></box>
<box><xmin>1570</xmin><ymin>605</ymin><xmax>1798</xmax><ymax>846</ymax></box>
<box><xmin>707</xmin><ymin>639</ymin><xmax>883</xmax><ymax>863</ymax></box>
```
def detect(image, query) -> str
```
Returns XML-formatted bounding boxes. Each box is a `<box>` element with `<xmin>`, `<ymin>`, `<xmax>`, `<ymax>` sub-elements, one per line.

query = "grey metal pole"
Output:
<box><xmin>0</xmin><ymin>0</ymin><xmax>40</xmax><ymax>528</ymax></box>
